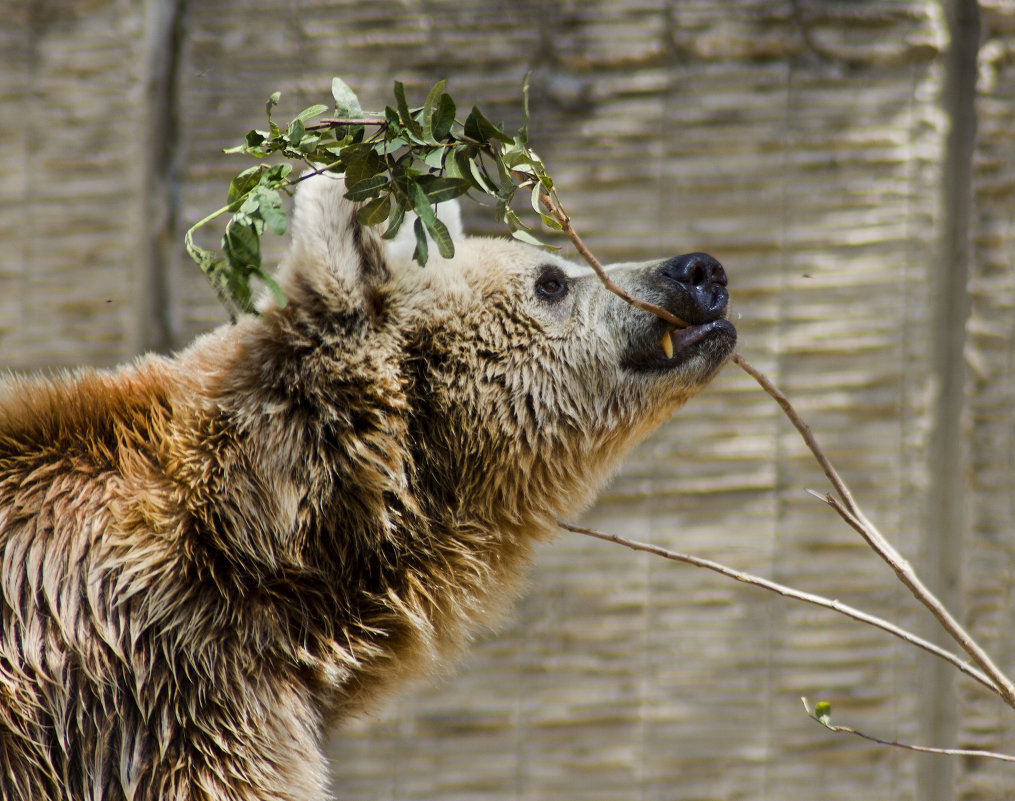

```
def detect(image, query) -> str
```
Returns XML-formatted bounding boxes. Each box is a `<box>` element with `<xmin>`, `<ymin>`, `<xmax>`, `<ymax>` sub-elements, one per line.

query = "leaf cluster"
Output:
<box><xmin>186</xmin><ymin>76</ymin><xmax>558</xmax><ymax>317</ymax></box>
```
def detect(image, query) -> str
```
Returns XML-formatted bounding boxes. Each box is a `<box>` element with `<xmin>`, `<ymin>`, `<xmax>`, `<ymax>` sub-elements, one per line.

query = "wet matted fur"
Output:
<box><xmin>0</xmin><ymin>174</ymin><xmax>736</xmax><ymax>800</ymax></box>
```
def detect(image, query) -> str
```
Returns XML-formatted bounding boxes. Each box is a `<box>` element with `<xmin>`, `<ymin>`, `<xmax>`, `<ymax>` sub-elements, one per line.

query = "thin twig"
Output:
<box><xmin>802</xmin><ymin>699</ymin><xmax>1015</xmax><ymax>764</ymax></box>
<box><xmin>538</xmin><ymin>192</ymin><xmax>689</xmax><ymax>329</ymax></box>
<box><xmin>732</xmin><ymin>352</ymin><xmax>1015</xmax><ymax>709</ymax></box>
<box><xmin>558</xmin><ymin>521</ymin><xmax>1000</xmax><ymax>698</ymax></box>
<box><xmin>821</xmin><ymin>492</ymin><xmax>1015</xmax><ymax>708</ymax></box>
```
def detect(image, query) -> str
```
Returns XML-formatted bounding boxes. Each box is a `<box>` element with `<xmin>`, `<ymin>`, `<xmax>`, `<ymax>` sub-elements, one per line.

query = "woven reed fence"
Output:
<box><xmin>3</xmin><ymin>1</ymin><xmax>1015</xmax><ymax>798</ymax></box>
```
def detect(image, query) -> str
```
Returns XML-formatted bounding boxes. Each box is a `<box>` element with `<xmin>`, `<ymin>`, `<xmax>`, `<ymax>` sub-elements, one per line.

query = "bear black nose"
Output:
<box><xmin>659</xmin><ymin>252</ymin><xmax>729</xmax><ymax>322</ymax></box>
<box><xmin>662</xmin><ymin>252</ymin><xmax>727</xmax><ymax>290</ymax></box>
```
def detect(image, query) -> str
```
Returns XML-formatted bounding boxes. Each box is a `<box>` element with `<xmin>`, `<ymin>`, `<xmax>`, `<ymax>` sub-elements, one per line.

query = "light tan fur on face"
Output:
<box><xmin>0</xmin><ymin>175</ymin><xmax>733</xmax><ymax>800</ymax></box>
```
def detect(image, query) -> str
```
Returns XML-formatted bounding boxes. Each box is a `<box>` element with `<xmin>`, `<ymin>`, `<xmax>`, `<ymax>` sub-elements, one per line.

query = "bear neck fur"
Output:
<box><xmin>152</xmin><ymin>309</ymin><xmax>571</xmax><ymax>721</ymax></box>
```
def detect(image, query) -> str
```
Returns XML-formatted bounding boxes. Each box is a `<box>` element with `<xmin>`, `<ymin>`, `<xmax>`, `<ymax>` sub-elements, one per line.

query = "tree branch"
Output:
<box><xmin>802</xmin><ymin>698</ymin><xmax>1015</xmax><ymax>764</ymax></box>
<box><xmin>731</xmin><ymin>352</ymin><xmax>1015</xmax><ymax>708</ymax></box>
<box><xmin>537</xmin><ymin>192</ymin><xmax>689</xmax><ymax>329</ymax></box>
<box><xmin>543</xmin><ymin>192</ymin><xmax>1015</xmax><ymax>713</ymax></box>
<box><xmin>558</xmin><ymin>521</ymin><xmax>1000</xmax><ymax>699</ymax></box>
<box><xmin>820</xmin><ymin>491</ymin><xmax>1015</xmax><ymax>708</ymax></box>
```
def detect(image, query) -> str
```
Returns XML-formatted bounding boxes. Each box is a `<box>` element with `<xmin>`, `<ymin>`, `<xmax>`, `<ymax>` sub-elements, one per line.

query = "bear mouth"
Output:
<box><xmin>628</xmin><ymin>319</ymin><xmax>737</xmax><ymax>372</ymax></box>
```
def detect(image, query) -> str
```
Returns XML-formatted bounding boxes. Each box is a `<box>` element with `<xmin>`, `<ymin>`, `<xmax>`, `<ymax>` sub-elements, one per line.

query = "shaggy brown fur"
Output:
<box><xmin>0</xmin><ymin>174</ymin><xmax>735</xmax><ymax>800</ymax></box>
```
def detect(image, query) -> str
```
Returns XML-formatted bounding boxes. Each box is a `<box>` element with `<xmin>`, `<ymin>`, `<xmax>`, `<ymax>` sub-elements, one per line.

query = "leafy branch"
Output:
<box><xmin>187</xmin><ymin>77</ymin><xmax>687</xmax><ymax>326</ymax></box>
<box><xmin>187</xmin><ymin>77</ymin><xmax>1015</xmax><ymax>766</ymax></box>
<box><xmin>558</xmin><ymin>521</ymin><xmax>999</xmax><ymax>697</ymax></box>
<box><xmin>187</xmin><ymin>77</ymin><xmax>563</xmax><ymax>317</ymax></box>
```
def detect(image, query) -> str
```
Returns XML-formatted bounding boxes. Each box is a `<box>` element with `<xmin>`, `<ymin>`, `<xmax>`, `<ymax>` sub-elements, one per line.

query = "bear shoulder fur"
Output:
<box><xmin>0</xmin><ymin>173</ymin><xmax>735</xmax><ymax>800</ymax></box>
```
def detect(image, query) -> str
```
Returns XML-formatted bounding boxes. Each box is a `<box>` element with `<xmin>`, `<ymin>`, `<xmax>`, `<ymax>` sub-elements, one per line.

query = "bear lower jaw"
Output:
<box><xmin>627</xmin><ymin>318</ymin><xmax>737</xmax><ymax>373</ymax></box>
<box><xmin>664</xmin><ymin>321</ymin><xmax>726</xmax><ymax>357</ymax></box>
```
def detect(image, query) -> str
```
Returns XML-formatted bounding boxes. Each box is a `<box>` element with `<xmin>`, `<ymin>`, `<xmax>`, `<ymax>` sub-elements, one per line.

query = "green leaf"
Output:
<box><xmin>338</xmin><ymin>141</ymin><xmax>374</xmax><ymax>168</ymax></box>
<box><xmin>378</xmin><ymin>135</ymin><xmax>408</xmax><ymax>154</ymax></box>
<box><xmin>422</xmin><ymin>79</ymin><xmax>447</xmax><ymax>142</ymax></box>
<box><xmin>423</xmin><ymin>147</ymin><xmax>447</xmax><ymax>169</ymax></box>
<box><xmin>384</xmin><ymin>105</ymin><xmax>401</xmax><ymax>130</ymax></box>
<box><xmin>419</xmin><ymin>176</ymin><xmax>471</xmax><ymax>204</ymax></box>
<box><xmin>529</xmin><ymin>181</ymin><xmax>545</xmax><ymax>215</ymax></box>
<box><xmin>298</xmin><ymin>134</ymin><xmax>322</xmax><ymax>154</ymax></box>
<box><xmin>393</xmin><ymin>80</ymin><xmax>423</xmax><ymax>140</ymax></box>
<box><xmin>286</xmin><ymin>118</ymin><xmax>306</xmax><ymax>146</ymax></box>
<box><xmin>432</xmin><ymin>93</ymin><xmax>456</xmax><ymax>141</ymax></box>
<box><xmin>407</xmin><ymin>179</ymin><xmax>436</xmax><ymax>227</ymax></box>
<box><xmin>261</xmin><ymin>206</ymin><xmax>288</xmax><ymax>236</ymax></box>
<box><xmin>539</xmin><ymin>212</ymin><xmax>563</xmax><ymax>230</ymax></box>
<box><xmin>501</xmin><ymin>141</ymin><xmax>537</xmax><ymax>172</ymax></box>
<box><xmin>235</xmin><ymin>203</ymin><xmax>263</xmax><ymax>231</ymax></box>
<box><xmin>444</xmin><ymin>145</ymin><xmax>473</xmax><ymax>180</ymax></box>
<box><xmin>345</xmin><ymin>174</ymin><xmax>388</xmax><ymax>202</ymax></box>
<box><xmin>426</xmin><ymin>216</ymin><xmax>455</xmax><ymax>259</ymax></box>
<box><xmin>225</xmin><ymin>129</ymin><xmax>270</xmax><ymax>157</ymax></box>
<box><xmin>187</xmin><ymin>239</ymin><xmax>230</xmax><ymax>289</ymax></box>
<box><xmin>464</xmin><ymin>106</ymin><xmax>513</xmax><ymax>145</ymax></box>
<box><xmin>228</xmin><ymin>166</ymin><xmax>264</xmax><ymax>204</ymax></box>
<box><xmin>490</xmin><ymin>146</ymin><xmax>514</xmax><ymax>192</ymax></box>
<box><xmin>266</xmin><ymin>91</ymin><xmax>281</xmax><ymax>139</ymax></box>
<box><xmin>814</xmin><ymin>701</ymin><xmax>832</xmax><ymax>727</ymax></box>
<box><xmin>256</xmin><ymin>189</ymin><xmax>288</xmax><ymax>235</ymax></box>
<box><xmin>226</xmin><ymin>272</ymin><xmax>254</xmax><ymax>314</ymax></box>
<box><xmin>412</xmin><ymin>216</ymin><xmax>429</xmax><ymax>266</ymax></box>
<box><xmin>294</xmin><ymin>104</ymin><xmax>329</xmax><ymax>125</ymax></box>
<box><xmin>262</xmin><ymin>163</ymin><xmax>293</xmax><ymax>187</ymax></box>
<box><xmin>223</xmin><ymin>220</ymin><xmax>261</xmax><ymax>270</ymax></box>
<box><xmin>443</xmin><ymin>150</ymin><xmax>462</xmax><ymax>178</ymax></box>
<box><xmin>382</xmin><ymin>199</ymin><xmax>407</xmax><ymax>240</ymax></box>
<box><xmin>519</xmin><ymin>70</ymin><xmax>532</xmax><ymax>144</ymax></box>
<box><xmin>331</xmin><ymin>77</ymin><xmax>362</xmax><ymax>118</ymax></box>
<box><xmin>343</xmin><ymin>147</ymin><xmax>384</xmax><ymax>188</ymax></box>
<box><xmin>355</xmin><ymin>194</ymin><xmax>392</xmax><ymax>226</ymax></box>
<box><xmin>510</xmin><ymin>228</ymin><xmax>546</xmax><ymax>247</ymax></box>
<box><xmin>466</xmin><ymin>155</ymin><xmax>495</xmax><ymax>195</ymax></box>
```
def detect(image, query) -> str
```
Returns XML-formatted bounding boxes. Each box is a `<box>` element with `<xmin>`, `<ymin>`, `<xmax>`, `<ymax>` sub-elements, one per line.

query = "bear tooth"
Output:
<box><xmin>661</xmin><ymin>332</ymin><xmax>674</xmax><ymax>359</ymax></box>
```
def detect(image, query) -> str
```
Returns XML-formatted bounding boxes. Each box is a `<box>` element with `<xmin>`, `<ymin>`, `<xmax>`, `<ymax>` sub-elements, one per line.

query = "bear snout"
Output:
<box><xmin>658</xmin><ymin>252</ymin><xmax>729</xmax><ymax>324</ymax></box>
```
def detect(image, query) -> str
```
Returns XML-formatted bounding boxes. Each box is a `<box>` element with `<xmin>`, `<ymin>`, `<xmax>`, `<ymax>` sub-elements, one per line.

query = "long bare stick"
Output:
<box><xmin>802</xmin><ymin>699</ymin><xmax>1015</xmax><ymax>763</ymax></box>
<box><xmin>822</xmin><ymin>492</ymin><xmax>1015</xmax><ymax>708</ymax></box>
<box><xmin>547</xmin><ymin>227</ymin><xmax>1015</xmax><ymax>708</ymax></box>
<box><xmin>820</xmin><ymin>728</ymin><xmax>1015</xmax><ymax>764</ymax></box>
<box><xmin>537</xmin><ymin>170</ymin><xmax>1015</xmax><ymax>713</ymax></box>
<box><xmin>526</xmin><ymin>144</ymin><xmax>1015</xmax><ymax>755</ymax></box>
<box><xmin>560</xmin><ymin>521</ymin><xmax>1000</xmax><ymax>698</ymax></box>
<box><xmin>732</xmin><ymin>352</ymin><xmax>1015</xmax><ymax>708</ymax></box>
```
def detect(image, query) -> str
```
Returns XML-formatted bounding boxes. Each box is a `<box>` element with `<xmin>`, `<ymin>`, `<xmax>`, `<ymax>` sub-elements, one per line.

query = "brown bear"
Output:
<box><xmin>0</xmin><ymin>173</ymin><xmax>735</xmax><ymax>800</ymax></box>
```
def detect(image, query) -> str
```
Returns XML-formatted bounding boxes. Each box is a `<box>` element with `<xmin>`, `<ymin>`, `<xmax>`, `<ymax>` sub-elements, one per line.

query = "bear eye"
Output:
<box><xmin>535</xmin><ymin>266</ymin><xmax>569</xmax><ymax>302</ymax></box>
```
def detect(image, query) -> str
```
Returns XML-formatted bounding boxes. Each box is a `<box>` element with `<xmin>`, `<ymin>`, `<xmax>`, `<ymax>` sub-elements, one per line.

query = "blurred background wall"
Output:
<box><xmin>3</xmin><ymin>1</ymin><xmax>1015</xmax><ymax>798</ymax></box>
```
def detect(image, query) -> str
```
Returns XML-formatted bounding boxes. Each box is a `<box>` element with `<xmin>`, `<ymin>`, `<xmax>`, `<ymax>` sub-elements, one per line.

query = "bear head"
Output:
<box><xmin>260</xmin><ymin>173</ymin><xmax>736</xmax><ymax>539</ymax></box>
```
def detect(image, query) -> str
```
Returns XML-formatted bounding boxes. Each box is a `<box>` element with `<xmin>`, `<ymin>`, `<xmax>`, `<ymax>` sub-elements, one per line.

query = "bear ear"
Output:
<box><xmin>272</xmin><ymin>172</ymin><xmax>389</xmax><ymax>315</ymax></box>
<box><xmin>384</xmin><ymin>197</ymin><xmax>466</xmax><ymax>266</ymax></box>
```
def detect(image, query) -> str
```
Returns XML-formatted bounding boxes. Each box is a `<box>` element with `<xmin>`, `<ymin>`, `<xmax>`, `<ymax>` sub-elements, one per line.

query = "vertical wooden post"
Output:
<box><xmin>131</xmin><ymin>0</ymin><xmax>185</xmax><ymax>356</ymax></box>
<box><xmin>920</xmin><ymin>1</ymin><xmax>980</xmax><ymax>798</ymax></box>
